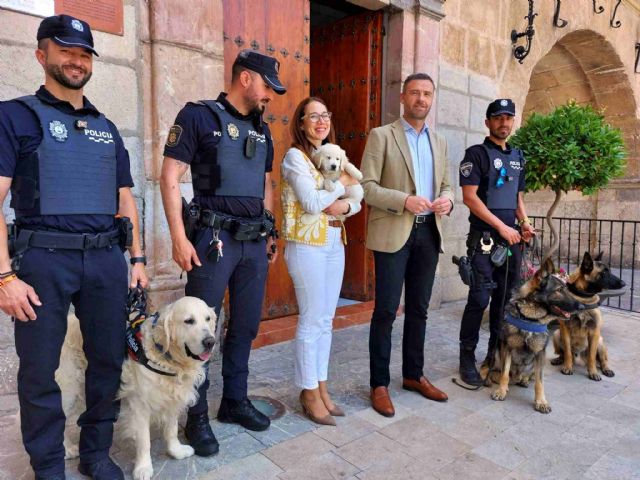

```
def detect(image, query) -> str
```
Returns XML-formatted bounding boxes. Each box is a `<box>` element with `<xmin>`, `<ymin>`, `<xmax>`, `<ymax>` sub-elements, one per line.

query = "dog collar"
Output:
<box><xmin>504</xmin><ymin>312</ymin><xmax>548</xmax><ymax>333</ymax></box>
<box><xmin>567</xmin><ymin>282</ymin><xmax>599</xmax><ymax>298</ymax></box>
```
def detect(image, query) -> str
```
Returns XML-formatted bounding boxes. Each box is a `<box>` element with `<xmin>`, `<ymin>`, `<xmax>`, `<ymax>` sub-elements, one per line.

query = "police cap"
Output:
<box><xmin>37</xmin><ymin>14</ymin><xmax>98</xmax><ymax>56</ymax></box>
<box><xmin>486</xmin><ymin>98</ymin><xmax>515</xmax><ymax>118</ymax></box>
<box><xmin>234</xmin><ymin>50</ymin><xmax>286</xmax><ymax>95</ymax></box>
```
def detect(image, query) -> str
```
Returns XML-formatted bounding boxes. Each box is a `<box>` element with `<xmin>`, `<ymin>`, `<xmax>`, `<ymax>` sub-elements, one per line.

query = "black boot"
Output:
<box><xmin>184</xmin><ymin>412</ymin><xmax>219</xmax><ymax>457</ymax></box>
<box><xmin>459</xmin><ymin>345</ymin><xmax>483</xmax><ymax>387</ymax></box>
<box><xmin>217</xmin><ymin>398</ymin><xmax>270</xmax><ymax>431</ymax></box>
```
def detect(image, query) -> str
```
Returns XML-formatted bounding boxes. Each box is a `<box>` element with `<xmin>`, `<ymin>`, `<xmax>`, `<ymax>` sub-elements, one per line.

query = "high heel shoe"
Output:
<box><xmin>327</xmin><ymin>404</ymin><xmax>345</xmax><ymax>417</ymax></box>
<box><xmin>299</xmin><ymin>392</ymin><xmax>336</xmax><ymax>426</ymax></box>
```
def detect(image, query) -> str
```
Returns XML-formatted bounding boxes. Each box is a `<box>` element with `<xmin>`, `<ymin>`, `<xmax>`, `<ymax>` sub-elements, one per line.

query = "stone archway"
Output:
<box><xmin>522</xmin><ymin>29</ymin><xmax>640</xmax><ymax>220</ymax></box>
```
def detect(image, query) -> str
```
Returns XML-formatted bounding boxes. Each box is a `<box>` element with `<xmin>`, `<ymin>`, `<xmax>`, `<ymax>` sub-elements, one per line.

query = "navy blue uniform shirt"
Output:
<box><xmin>163</xmin><ymin>92</ymin><xmax>273</xmax><ymax>218</ymax></box>
<box><xmin>0</xmin><ymin>86</ymin><xmax>134</xmax><ymax>233</ymax></box>
<box><xmin>459</xmin><ymin>137</ymin><xmax>525</xmax><ymax>232</ymax></box>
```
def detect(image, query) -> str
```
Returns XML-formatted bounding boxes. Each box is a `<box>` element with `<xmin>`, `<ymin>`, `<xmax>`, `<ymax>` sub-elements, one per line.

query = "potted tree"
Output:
<box><xmin>511</xmin><ymin>101</ymin><xmax>626</xmax><ymax>261</ymax></box>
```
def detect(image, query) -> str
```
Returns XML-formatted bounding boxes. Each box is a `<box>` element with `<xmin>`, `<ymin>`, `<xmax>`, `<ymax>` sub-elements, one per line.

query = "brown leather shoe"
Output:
<box><xmin>402</xmin><ymin>376</ymin><xmax>448</xmax><ymax>402</ymax></box>
<box><xmin>370</xmin><ymin>386</ymin><xmax>395</xmax><ymax>417</ymax></box>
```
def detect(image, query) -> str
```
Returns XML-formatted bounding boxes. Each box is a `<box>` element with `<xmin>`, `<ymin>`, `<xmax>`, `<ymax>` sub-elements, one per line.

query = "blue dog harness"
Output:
<box><xmin>504</xmin><ymin>312</ymin><xmax>548</xmax><ymax>333</ymax></box>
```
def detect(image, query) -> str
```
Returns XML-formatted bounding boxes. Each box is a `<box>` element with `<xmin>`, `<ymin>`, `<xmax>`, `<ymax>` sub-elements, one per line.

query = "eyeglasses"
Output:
<box><xmin>496</xmin><ymin>166</ymin><xmax>508</xmax><ymax>188</ymax></box>
<box><xmin>302</xmin><ymin>112</ymin><xmax>332</xmax><ymax>123</ymax></box>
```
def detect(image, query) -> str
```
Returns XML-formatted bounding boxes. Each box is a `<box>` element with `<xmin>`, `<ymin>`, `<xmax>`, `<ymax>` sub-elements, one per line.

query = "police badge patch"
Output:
<box><xmin>166</xmin><ymin>125</ymin><xmax>183</xmax><ymax>147</ymax></box>
<box><xmin>49</xmin><ymin>121</ymin><xmax>68</xmax><ymax>142</ymax></box>
<box><xmin>500</xmin><ymin>99</ymin><xmax>508</xmax><ymax>107</ymax></box>
<box><xmin>494</xmin><ymin>158</ymin><xmax>503</xmax><ymax>169</ymax></box>
<box><xmin>71</xmin><ymin>19</ymin><xmax>84</xmax><ymax>32</ymax></box>
<box><xmin>227</xmin><ymin>123</ymin><xmax>240</xmax><ymax>140</ymax></box>
<box><xmin>460</xmin><ymin>161</ymin><xmax>473</xmax><ymax>178</ymax></box>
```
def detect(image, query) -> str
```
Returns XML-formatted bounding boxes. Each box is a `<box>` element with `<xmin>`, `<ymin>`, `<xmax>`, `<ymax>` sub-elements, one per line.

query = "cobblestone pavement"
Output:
<box><xmin>1</xmin><ymin>301</ymin><xmax>639</xmax><ymax>480</ymax></box>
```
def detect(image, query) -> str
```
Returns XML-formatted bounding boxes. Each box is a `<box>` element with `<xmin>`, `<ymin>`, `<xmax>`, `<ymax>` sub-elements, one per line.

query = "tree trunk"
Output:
<box><xmin>543</xmin><ymin>189</ymin><xmax>563</xmax><ymax>263</ymax></box>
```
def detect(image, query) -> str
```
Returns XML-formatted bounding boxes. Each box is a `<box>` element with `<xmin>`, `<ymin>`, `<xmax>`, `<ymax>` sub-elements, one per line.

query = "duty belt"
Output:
<box><xmin>16</xmin><ymin>228</ymin><xmax>120</xmax><ymax>250</ymax></box>
<box><xmin>415</xmin><ymin>214</ymin><xmax>434</xmax><ymax>224</ymax></box>
<box><xmin>198</xmin><ymin>209</ymin><xmax>267</xmax><ymax>241</ymax></box>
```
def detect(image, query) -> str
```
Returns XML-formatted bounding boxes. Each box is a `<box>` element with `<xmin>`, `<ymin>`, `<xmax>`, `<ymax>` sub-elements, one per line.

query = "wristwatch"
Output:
<box><xmin>130</xmin><ymin>256</ymin><xmax>147</xmax><ymax>266</ymax></box>
<box><xmin>518</xmin><ymin>217</ymin><xmax>531</xmax><ymax>226</ymax></box>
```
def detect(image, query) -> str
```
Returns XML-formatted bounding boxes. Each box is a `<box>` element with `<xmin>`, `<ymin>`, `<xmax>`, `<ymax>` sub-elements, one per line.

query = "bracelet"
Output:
<box><xmin>518</xmin><ymin>217</ymin><xmax>530</xmax><ymax>226</ymax></box>
<box><xmin>130</xmin><ymin>256</ymin><xmax>147</xmax><ymax>266</ymax></box>
<box><xmin>0</xmin><ymin>274</ymin><xmax>17</xmax><ymax>288</ymax></box>
<box><xmin>344</xmin><ymin>203</ymin><xmax>351</xmax><ymax>215</ymax></box>
<box><xmin>0</xmin><ymin>270</ymin><xmax>16</xmax><ymax>279</ymax></box>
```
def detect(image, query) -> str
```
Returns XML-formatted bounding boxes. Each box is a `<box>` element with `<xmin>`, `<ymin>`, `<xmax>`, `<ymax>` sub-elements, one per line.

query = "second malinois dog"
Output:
<box><xmin>490</xmin><ymin>258</ymin><xmax>584</xmax><ymax>413</ymax></box>
<box><xmin>551</xmin><ymin>252</ymin><xmax>625</xmax><ymax>381</ymax></box>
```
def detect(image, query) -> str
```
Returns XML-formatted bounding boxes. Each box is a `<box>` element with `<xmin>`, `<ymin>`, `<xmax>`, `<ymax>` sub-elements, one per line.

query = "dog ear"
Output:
<box><xmin>536</xmin><ymin>257</ymin><xmax>555</xmax><ymax>279</ymax></box>
<box><xmin>594</xmin><ymin>251</ymin><xmax>604</xmax><ymax>262</ymax></box>
<box><xmin>581</xmin><ymin>252</ymin><xmax>594</xmax><ymax>274</ymax></box>
<box><xmin>155</xmin><ymin>302</ymin><xmax>175</xmax><ymax>354</ymax></box>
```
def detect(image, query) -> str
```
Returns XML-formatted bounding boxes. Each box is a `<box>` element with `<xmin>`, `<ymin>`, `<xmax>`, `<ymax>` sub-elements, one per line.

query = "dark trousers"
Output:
<box><xmin>459</xmin><ymin>238</ymin><xmax>522</xmax><ymax>352</ymax></box>
<box><xmin>15</xmin><ymin>246</ymin><xmax>127</xmax><ymax>477</ymax></box>
<box><xmin>186</xmin><ymin>227</ymin><xmax>268</xmax><ymax>413</ymax></box>
<box><xmin>369</xmin><ymin>217</ymin><xmax>440</xmax><ymax>388</ymax></box>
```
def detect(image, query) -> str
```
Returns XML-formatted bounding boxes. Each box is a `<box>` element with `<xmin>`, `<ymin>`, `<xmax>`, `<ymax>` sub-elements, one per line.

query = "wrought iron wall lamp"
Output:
<box><xmin>593</xmin><ymin>1</ymin><xmax>604</xmax><ymax>14</ymax></box>
<box><xmin>553</xmin><ymin>0</ymin><xmax>568</xmax><ymax>28</ymax></box>
<box><xmin>635</xmin><ymin>42</ymin><xmax>640</xmax><ymax>73</ymax></box>
<box><xmin>610</xmin><ymin>0</ymin><xmax>622</xmax><ymax>28</ymax></box>
<box><xmin>511</xmin><ymin>0</ymin><xmax>538</xmax><ymax>63</ymax></box>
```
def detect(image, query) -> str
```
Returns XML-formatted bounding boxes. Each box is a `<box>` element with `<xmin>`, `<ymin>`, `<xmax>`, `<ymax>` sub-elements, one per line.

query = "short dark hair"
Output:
<box><xmin>402</xmin><ymin>73</ymin><xmax>435</xmax><ymax>93</ymax></box>
<box><xmin>290</xmin><ymin>97</ymin><xmax>336</xmax><ymax>160</ymax></box>
<box><xmin>37</xmin><ymin>38</ymin><xmax>49</xmax><ymax>50</ymax></box>
<box><xmin>231</xmin><ymin>62</ymin><xmax>255</xmax><ymax>83</ymax></box>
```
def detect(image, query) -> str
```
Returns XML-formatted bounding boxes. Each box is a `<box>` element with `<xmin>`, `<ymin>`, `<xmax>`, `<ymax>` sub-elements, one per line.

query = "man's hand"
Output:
<box><xmin>498</xmin><ymin>224</ymin><xmax>522</xmax><ymax>245</ymax></box>
<box><xmin>266</xmin><ymin>237</ymin><xmax>278</xmax><ymax>264</ymax></box>
<box><xmin>431</xmin><ymin>197</ymin><xmax>452</xmax><ymax>216</ymax></box>
<box><xmin>0</xmin><ymin>278</ymin><xmax>41</xmax><ymax>321</ymax></box>
<box><xmin>323</xmin><ymin>199</ymin><xmax>350</xmax><ymax>216</ymax></box>
<box><xmin>521</xmin><ymin>222</ymin><xmax>536</xmax><ymax>243</ymax></box>
<box><xmin>130</xmin><ymin>263</ymin><xmax>149</xmax><ymax>288</ymax></box>
<box><xmin>404</xmin><ymin>195</ymin><xmax>432</xmax><ymax>215</ymax></box>
<box><xmin>172</xmin><ymin>235</ymin><xmax>201</xmax><ymax>272</ymax></box>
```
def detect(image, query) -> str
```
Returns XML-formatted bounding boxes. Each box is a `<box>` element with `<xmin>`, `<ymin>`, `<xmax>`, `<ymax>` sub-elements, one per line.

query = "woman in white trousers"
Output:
<box><xmin>281</xmin><ymin>97</ymin><xmax>361</xmax><ymax>425</ymax></box>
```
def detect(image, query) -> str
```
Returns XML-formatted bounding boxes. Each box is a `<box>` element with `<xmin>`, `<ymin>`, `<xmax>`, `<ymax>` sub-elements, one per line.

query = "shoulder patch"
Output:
<box><xmin>166</xmin><ymin>125</ymin><xmax>183</xmax><ymax>147</ymax></box>
<box><xmin>460</xmin><ymin>161</ymin><xmax>473</xmax><ymax>178</ymax></box>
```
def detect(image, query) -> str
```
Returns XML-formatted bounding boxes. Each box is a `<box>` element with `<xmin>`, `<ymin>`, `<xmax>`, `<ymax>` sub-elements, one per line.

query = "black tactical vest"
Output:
<box><xmin>191</xmin><ymin>100</ymin><xmax>267</xmax><ymax>198</ymax></box>
<box><xmin>482</xmin><ymin>144</ymin><xmax>522</xmax><ymax>210</ymax></box>
<box><xmin>11</xmin><ymin>95</ymin><xmax>117</xmax><ymax>217</ymax></box>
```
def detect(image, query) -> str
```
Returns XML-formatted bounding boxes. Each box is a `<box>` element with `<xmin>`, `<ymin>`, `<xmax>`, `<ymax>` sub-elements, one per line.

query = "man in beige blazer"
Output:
<box><xmin>361</xmin><ymin>73</ymin><xmax>454</xmax><ymax>417</ymax></box>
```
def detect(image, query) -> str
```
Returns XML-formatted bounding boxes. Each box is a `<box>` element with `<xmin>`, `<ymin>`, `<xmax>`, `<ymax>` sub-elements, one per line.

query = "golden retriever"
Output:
<box><xmin>56</xmin><ymin>296</ymin><xmax>216</xmax><ymax>480</ymax></box>
<box><xmin>311</xmin><ymin>143</ymin><xmax>364</xmax><ymax>207</ymax></box>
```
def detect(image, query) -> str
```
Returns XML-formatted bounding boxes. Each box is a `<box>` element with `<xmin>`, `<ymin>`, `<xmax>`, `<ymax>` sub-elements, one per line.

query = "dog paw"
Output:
<box><xmin>560</xmin><ymin>367</ymin><xmax>574</xmax><ymax>375</ymax></box>
<box><xmin>168</xmin><ymin>443</ymin><xmax>195</xmax><ymax>460</ymax></box>
<box><xmin>601</xmin><ymin>368</ymin><xmax>615</xmax><ymax>377</ymax></box>
<box><xmin>133</xmin><ymin>463</ymin><xmax>154</xmax><ymax>480</ymax></box>
<box><xmin>588</xmin><ymin>371</ymin><xmax>602</xmax><ymax>382</ymax></box>
<box><xmin>491</xmin><ymin>389</ymin><xmax>508</xmax><ymax>401</ymax></box>
<box><xmin>550</xmin><ymin>356</ymin><xmax>563</xmax><ymax>366</ymax></box>
<box><xmin>534</xmin><ymin>401</ymin><xmax>552</xmax><ymax>414</ymax></box>
<box><xmin>516</xmin><ymin>380</ymin><xmax>530</xmax><ymax>388</ymax></box>
<box><xmin>64</xmin><ymin>444</ymin><xmax>79</xmax><ymax>459</ymax></box>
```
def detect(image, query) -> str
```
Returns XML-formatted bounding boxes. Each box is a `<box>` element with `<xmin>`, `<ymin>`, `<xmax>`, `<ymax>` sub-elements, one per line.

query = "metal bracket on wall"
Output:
<box><xmin>553</xmin><ymin>0</ymin><xmax>568</xmax><ymax>28</ymax></box>
<box><xmin>593</xmin><ymin>0</ymin><xmax>604</xmax><ymax>14</ymax></box>
<box><xmin>610</xmin><ymin>0</ymin><xmax>622</xmax><ymax>28</ymax></box>
<box><xmin>511</xmin><ymin>0</ymin><xmax>538</xmax><ymax>64</ymax></box>
<box><xmin>635</xmin><ymin>43</ymin><xmax>640</xmax><ymax>73</ymax></box>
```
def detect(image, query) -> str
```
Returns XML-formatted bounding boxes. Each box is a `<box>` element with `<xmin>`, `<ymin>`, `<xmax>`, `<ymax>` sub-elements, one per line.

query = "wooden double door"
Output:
<box><xmin>223</xmin><ymin>1</ymin><xmax>383</xmax><ymax>319</ymax></box>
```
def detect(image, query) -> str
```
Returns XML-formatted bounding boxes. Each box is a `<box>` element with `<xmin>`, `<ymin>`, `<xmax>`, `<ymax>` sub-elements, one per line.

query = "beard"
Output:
<box><xmin>406</xmin><ymin>104</ymin><xmax>430</xmax><ymax>121</ymax></box>
<box><xmin>45</xmin><ymin>63</ymin><xmax>92</xmax><ymax>90</ymax></box>
<box><xmin>490</xmin><ymin>127</ymin><xmax>511</xmax><ymax>140</ymax></box>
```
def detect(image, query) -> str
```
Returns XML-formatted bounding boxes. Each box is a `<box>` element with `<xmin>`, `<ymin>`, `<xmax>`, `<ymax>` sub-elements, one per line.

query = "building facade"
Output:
<box><xmin>1</xmin><ymin>0</ymin><xmax>638</xmax><ymax>316</ymax></box>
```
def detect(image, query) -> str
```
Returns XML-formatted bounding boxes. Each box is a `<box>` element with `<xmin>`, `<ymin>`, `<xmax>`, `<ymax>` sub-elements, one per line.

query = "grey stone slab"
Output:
<box><xmin>199</xmin><ymin>453</ymin><xmax>282</xmax><ymax>480</ymax></box>
<box><xmin>247</xmin><ymin>423</ymin><xmax>294</xmax><ymax>448</ymax></box>
<box><xmin>262</xmin><ymin>431</ymin><xmax>334</xmax><ymax>470</ymax></box>
<box><xmin>440</xmin><ymin>410</ymin><xmax>506</xmax><ymax>448</ymax></box>
<box><xmin>611</xmin><ymin>385</ymin><xmax>640</xmax><ymax>412</ymax></box>
<box><xmin>356</xmin><ymin>459</ymin><xmax>440</xmax><ymax>480</ymax></box>
<box><xmin>276</xmin><ymin>451</ymin><xmax>360</xmax><ymax>480</ymax></box>
<box><xmin>314</xmin><ymin>414</ymin><xmax>378</xmax><ymax>447</ymax></box>
<box><xmin>354</xmin><ymin>403</ymin><xmax>411</xmax><ymax>429</ymax></box>
<box><xmin>191</xmin><ymin>432</ymin><xmax>265</xmax><ymax>474</ymax></box>
<box><xmin>335</xmin><ymin>432</ymin><xmax>412</xmax><ymax>471</ymax></box>
<box><xmin>434</xmin><ymin>452</ymin><xmax>510</xmax><ymax>480</ymax></box>
<box><xmin>379</xmin><ymin>416</ymin><xmax>469</xmax><ymax>468</ymax></box>
<box><xmin>270</xmin><ymin>412</ymin><xmax>317</xmax><ymax>437</ymax></box>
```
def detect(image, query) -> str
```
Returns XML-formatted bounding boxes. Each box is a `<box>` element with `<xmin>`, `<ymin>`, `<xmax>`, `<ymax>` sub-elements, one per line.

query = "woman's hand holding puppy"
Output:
<box><xmin>338</xmin><ymin>172</ymin><xmax>359</xmax><ymax>187</ymax></box>
<box><xmin>323</xmin><ymin>199</ymin><xmax>351</xmax><ymax>216</ymax></box>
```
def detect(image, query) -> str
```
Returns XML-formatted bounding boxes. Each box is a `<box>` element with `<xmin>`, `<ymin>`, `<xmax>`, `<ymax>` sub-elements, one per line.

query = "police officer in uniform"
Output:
<box><xmin>457</xmin><ymin>99</ymin><xmax>535</xmax><ymax>387</ymax></box>
<box><xmin>0</xmin><ymin>15</ymin><xmax>148</xmax><ymax>480</ymax></box>
<box><xmin>160</xmin><ymin>50</ymin><xmax>284</xmax><ymax>456</ymax></box>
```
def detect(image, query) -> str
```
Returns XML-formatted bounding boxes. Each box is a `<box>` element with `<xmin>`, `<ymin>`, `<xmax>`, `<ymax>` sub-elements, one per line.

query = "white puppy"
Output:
<box><xmin>311</xmin><ymin>143</ymin><xmax>364</xmax><ymax>207</ymax></box>
<box><xmin>57</xmin><ymin>296</ymin><xmax>217</xmax><ymax>480</ymax></box>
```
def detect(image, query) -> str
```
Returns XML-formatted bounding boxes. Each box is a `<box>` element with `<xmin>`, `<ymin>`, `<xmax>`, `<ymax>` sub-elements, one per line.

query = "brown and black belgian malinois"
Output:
<box><xmin>551</xmin><ymin>252</ymin><xmax>625</xmax><ymax>381</ymax></box>
<box><xmin>489</xmin><ymin>258</ymin><xmax>584</xmax><ymax>413</ymax></box>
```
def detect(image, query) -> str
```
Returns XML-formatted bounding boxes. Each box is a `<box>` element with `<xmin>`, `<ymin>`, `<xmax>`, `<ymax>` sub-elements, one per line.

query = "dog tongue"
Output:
<box><xmin>198</xmin><ymin>351</ymin><xmax>211</xmax><ymax>362</ymax></box>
